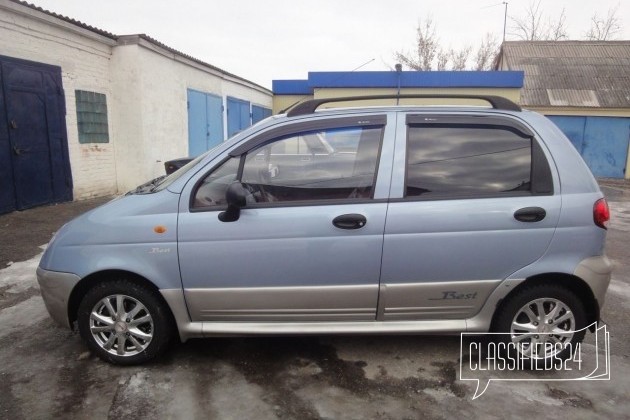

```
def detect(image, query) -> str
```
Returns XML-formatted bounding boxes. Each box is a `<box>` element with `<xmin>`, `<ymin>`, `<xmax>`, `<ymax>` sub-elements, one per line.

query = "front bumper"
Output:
<box><xmin>36</xmin><ymin>267</ymin><xmax>81</xmax><ymax>329</ymax></box>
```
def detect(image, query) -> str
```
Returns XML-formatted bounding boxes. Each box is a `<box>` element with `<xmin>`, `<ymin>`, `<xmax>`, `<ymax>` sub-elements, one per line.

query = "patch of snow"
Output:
<box><xmin>0</xmin><ymin>251</ymin><xmax>43</xmax><ymax>293</ymax></box>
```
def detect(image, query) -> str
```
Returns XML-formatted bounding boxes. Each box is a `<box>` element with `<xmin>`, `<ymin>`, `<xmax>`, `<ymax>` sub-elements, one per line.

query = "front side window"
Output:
<box><xmin>240</xmin><ymin>126</ymin><xmax>383</xmax><ymax>203</ymax></box>
<box><xmin>192</xmin><ymin>157</ymin><xmax>240</xmax><ymax>207</ymax></box>
<box><xmin>406</xmin><ymin>125</ymin><xmax>532</xmax><ymax>197</ymax></box>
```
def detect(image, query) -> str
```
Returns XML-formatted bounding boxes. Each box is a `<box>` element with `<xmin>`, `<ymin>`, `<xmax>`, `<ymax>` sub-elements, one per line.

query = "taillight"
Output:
<box><xmin>594</xmin><ymin>198</ymin><xmax>610</xmax><ymax>229</ymax></box>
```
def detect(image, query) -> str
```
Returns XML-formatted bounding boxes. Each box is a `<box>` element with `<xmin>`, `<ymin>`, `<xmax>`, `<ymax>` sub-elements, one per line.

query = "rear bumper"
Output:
<box><xmin>36</xmin><ymin>267</ymin><xmax>81</xmax><ymax>329</ymax></box>
<box><xmin>574</xmin><ymin>255</ymin><xmax>613</xmax><ymax>310</ymax></box>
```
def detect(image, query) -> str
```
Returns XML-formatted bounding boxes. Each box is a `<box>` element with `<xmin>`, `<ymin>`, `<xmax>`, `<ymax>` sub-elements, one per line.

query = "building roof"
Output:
<box><xmin>9</xmin><ymin>0</ymin><xmax>117</xmax><ymax>39</ymax></box>
<box><xmin>119</xmin><ymin>34</ymin><xmax>271</xmax><ymax>93</ymax></box>
<box><xmin>7</xmin><ymin>0</ymin><xmax>271</xmax><ymax>93</ymax></box>
<box><xmin>495</xmin><ymin>41</ymin><xmax>630</xmax><ymax>108</ymax></box>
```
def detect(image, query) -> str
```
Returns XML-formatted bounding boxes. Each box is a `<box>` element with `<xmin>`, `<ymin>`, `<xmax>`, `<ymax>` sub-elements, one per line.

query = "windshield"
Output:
<box><xmin>134</xmin><ymin>116</ymin><xmax>278</xmax><ymax>194</ymax></box>
<box><xmin>151</xmin><ymin>150</ymin><xmax>212</xmax><ymax>192</ymax></box>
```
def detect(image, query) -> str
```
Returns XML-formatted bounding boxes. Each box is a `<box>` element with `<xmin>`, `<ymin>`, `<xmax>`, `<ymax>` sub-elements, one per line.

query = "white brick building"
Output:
<box><xmin>0</xmin><ymin>0</ymin><xmax>272</xmax><ymax>213</ymax></box>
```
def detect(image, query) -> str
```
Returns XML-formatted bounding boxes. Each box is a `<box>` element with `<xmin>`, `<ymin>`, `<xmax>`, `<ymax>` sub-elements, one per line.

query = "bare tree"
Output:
<box><xmin>394</xmin><ymin>16</ymin><xmax>439</xmax><ymax>71</ymax></box>
<box><xmin>394</xmin><ymin>15</ymin><xmax>496</xmax><ymax>71</ymax></box>
<box><xmin>474</xmin><ymin>33</ymin><xmax>499</xmax><ymax>70</ymax></box>
<box><xmin>510</xmin><ymin>1</ymin><xmax>567</xmax><ymax>41</ymax></box>
<box><xmin>395</xmin><ymin>2</ymin><xmax>625</xmax><ymax>73</ymax></box>
<box><xmin>549</xmin><ymin>8</ymin><xmax>568</xmax><ymax>40</ymax></box>
<box><xmin>586</xmin><ymin>5</ymin><xmax>622</xmax><ymax>40</ymax></box>
<box><xmin>510</xmin><ymin>0</ymin><xmax>545</xmax><ymax>40</ymax></box>
<box><xmin>436</xmin><ymin>49</ymin><xmax>449</xmax><ymax>71</ymax></box>
<box><xmin>450</xmin><ymin>46</ymin><xmax>472</xmax><ymax>71</ymax></box>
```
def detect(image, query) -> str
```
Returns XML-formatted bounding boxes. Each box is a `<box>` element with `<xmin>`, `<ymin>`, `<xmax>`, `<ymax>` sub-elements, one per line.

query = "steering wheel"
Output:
<box><xmin>242</xmin><ymin>182</ymin><xmax>276</xmax><ymax>203</ymax></box>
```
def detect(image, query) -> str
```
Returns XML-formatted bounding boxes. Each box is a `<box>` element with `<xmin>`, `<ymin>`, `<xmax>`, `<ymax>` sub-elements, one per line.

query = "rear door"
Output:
<box><xmin>177</xmin><ymin>113</ymin><xmax>395</xmax><ymax>322</ymax></box>
<box><xmin>380</xmin><ymin>113</ymin><xmax>560</xmax><ymax>320</ymax></box>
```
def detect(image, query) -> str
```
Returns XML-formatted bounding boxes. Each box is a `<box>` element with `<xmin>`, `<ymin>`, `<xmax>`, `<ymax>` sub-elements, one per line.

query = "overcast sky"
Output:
<box><xmin>31</xmin><ymin>0</ymin><xmax>629</xmax><ymax>89</ymax></box>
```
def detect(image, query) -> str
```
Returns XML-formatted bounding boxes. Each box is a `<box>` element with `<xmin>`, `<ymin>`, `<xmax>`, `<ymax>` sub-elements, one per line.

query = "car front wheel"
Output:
<box><xmin>78</xmin><ymin>279</ymin><xmax>173</xmax><ymax>365</ymax></box>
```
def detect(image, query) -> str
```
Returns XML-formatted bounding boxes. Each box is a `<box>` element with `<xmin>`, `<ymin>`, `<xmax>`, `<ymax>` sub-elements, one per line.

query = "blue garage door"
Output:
<box><xmin>548</xmin><ymin>116</ymin><xmax>629</xmax><ymax>178</ymax></box>
<box><xmin>227</xmin><ymin>97</ymin><xmax>251</xmax><ymax>137</ymax></box>
<box><xmin>0</xmin><ymin>55</ymin><xmax>73</xmax><ymax>214</ymax></box>
<box><xmin>187</xmin><ymin>89</ymin><xmax>224</xmax><ymax>157</ymax></box>
<box><xmin>252</xmin><ymin>104</ymin><xmax>272</xmax><ymax>124</ymax></box>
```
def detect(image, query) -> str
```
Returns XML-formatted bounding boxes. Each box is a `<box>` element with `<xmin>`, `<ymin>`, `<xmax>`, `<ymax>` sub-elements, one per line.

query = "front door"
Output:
<box><xmin>177</xmin><ymin>114</ymin><xmax>393</xmax><ymax>322</ymax></box>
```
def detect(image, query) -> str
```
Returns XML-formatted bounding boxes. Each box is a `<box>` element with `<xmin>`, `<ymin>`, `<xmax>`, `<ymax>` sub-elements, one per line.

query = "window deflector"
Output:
<box><xmin>229</xmin><ymin>115</ymin><xmax>387</xmax><ymax>157</ymax></box>
<box><xmin>405</xmin><ymin>114</ymin><xmax>553</xmax><ymax>196</ymax></box>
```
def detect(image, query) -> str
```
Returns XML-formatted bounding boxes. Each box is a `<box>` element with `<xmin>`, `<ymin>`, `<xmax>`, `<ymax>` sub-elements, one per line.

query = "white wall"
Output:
<box><xmin>110</xmin><ymin>44</ymin><xmax>145</xmax><ymax>193</ymax></box>
<box><xmin>113</xmin><ymin>40</ymin><xmax>272</xmax><ymax>191</ymax></box>
<box><xmin>0</xmin><ymin>0</ymin><xmax>118</xmax><ymax>199</ymax></box>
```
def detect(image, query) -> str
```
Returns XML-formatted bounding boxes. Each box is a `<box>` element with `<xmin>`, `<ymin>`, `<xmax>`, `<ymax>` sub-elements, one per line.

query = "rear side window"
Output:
<box><xmin>406</xmin><ymin>125</ymin><xmax>532</xmax><ymax>197</ymax></box>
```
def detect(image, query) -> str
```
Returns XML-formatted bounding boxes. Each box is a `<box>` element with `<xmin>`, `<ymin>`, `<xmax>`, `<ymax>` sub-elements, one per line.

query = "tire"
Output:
<box><xmin>493</xmin><ymin>284</ymin><xmax>587</xmax><ymax>369</ymax></box>
<box><xmin>77</xmin><ymin>279</ymin><xmax>174</xmax><ymax>365</ymax></box>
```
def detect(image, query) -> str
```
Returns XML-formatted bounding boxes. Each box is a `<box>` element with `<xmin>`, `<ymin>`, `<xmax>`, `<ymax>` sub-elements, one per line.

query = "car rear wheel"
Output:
<box><xmin>78</xmin><ymin>279</ymin><xmax>173</xmax><ymax>365</ymax></box>
<box><xmin>493</xmin><ymin>284</ymin><xmax>587</xmax><ymax>367</ymax></box>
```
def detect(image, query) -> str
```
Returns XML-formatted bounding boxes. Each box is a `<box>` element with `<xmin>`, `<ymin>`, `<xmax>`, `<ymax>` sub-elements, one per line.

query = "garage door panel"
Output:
<box><xmin>549</xmin><ymin>115</ymin><xmax>629</xmax><ymax>179</ymax></box>
<box><xmin>583</xmin><ymin>117</ymin><xmax>629</xmax><ymax>178</ymax></box>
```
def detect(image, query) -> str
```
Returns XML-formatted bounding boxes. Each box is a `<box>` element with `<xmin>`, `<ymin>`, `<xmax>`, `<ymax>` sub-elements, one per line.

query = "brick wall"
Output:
<box><xmin>1</xmin><ymin>1</ymin><xmax>273</xmax><ymax>198</ymax></box>
<box><xmin>0</xmin><ymin>1</ymin><xmax>118</xmax><ymax>199</ymax></box>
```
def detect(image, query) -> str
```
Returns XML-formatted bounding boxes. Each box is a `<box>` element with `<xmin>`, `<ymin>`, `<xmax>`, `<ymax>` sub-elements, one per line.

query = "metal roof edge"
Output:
<box><xmin>118</xmin><ymin>34</ymin><xmax>271</xmax><ymax>95</ymax></box>
<box><xmin>272</xmin><ymin>71</ymin><xmax>523</xmax><ymax>94</ymax></box>
<box><xmin>4</xmin><ymin>0</ymin><xmax>117</xmax><ymax>41</ymax></box>
<box><xmin>272</xmin><ymin>80</ymin><xmax>313</xmax><ymax>95</ymax></box>
<box><xmin>3</xmin><ymin>1</ymin><xmax>271</xmax><ymax>94</ymax></box>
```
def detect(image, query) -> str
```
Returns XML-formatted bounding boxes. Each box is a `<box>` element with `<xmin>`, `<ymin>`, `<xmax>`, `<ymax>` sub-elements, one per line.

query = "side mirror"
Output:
<box><xmin>218</xmin><ymin>182</ymin><xmax>248</xmax><ymax>222</ymax></box>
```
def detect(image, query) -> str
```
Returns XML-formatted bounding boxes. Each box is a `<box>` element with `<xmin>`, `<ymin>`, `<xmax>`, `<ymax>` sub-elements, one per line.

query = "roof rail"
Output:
<box><xmin>285</xmin><ymin>94</ymin><xmax>521</xmax><ymax>117</ymax></box>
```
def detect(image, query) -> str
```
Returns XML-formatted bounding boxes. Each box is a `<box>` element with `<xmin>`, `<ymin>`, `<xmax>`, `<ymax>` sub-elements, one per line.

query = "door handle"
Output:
<box><xmin>333</xmin><ymin>214</ymin><xmax>367</xmax><ymax>230</ymax></box>
<box><xmin>514</xmin><ymin>207</ymin><xmax>546</xmax><ymax>223</ymax></box>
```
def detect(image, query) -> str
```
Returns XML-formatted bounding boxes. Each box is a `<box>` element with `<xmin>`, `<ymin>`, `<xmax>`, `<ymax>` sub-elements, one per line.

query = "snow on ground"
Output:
<box><xmin>0</xmin><ymin>247</ymin><xmax>44</xmax><ymax>292</ymax></box>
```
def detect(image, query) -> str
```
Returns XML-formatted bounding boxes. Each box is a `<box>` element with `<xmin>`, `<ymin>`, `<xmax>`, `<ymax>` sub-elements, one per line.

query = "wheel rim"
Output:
<box><xmin>89</xmin><ymin>294</ymin><xmax>154</xmax><ymax>357</ymax></box>
<box><xmin>510</xmin><ymin>297</ymin><xmax>575</xmax><ymax>359</ymax></box>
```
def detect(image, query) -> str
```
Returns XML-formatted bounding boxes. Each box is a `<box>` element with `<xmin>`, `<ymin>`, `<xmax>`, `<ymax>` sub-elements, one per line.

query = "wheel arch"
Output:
<box><xmin>491</xmin><ymin>272</ymin><xmax>599</xmax><ymax>332</ymax></box>
<box><xmin>67</xmin><ymin>269</ymin><xmax>176</xmax><ymax>329</ymax></box>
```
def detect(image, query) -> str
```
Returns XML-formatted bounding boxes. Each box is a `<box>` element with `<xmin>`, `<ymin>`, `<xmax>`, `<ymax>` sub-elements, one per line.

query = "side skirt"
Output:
<box><xmin>161</xmin><ymin>278</ymin><xmax>526</xmax><ymax>341</ymax></box>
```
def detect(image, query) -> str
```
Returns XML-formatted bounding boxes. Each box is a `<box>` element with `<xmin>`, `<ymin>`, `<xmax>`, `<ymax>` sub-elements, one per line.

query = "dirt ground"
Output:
<box><xmin>0</xmin><ymin>196</ymin><xmax>111</xmax><ymax>267</ymax></box>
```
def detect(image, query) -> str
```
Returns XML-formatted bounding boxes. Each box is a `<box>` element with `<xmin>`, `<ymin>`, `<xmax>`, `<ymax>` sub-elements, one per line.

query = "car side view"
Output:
<box><xmin>37</xmin><ymin>94</ymin><xmax>612</xmax><ymax>365</ymax></box>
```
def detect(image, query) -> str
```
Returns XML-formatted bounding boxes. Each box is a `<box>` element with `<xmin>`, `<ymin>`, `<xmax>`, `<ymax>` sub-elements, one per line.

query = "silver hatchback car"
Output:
<box><xmin>37</xmin><ymin>95</ymin><xmax>612</xmax><ymax>365</ymax></box>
